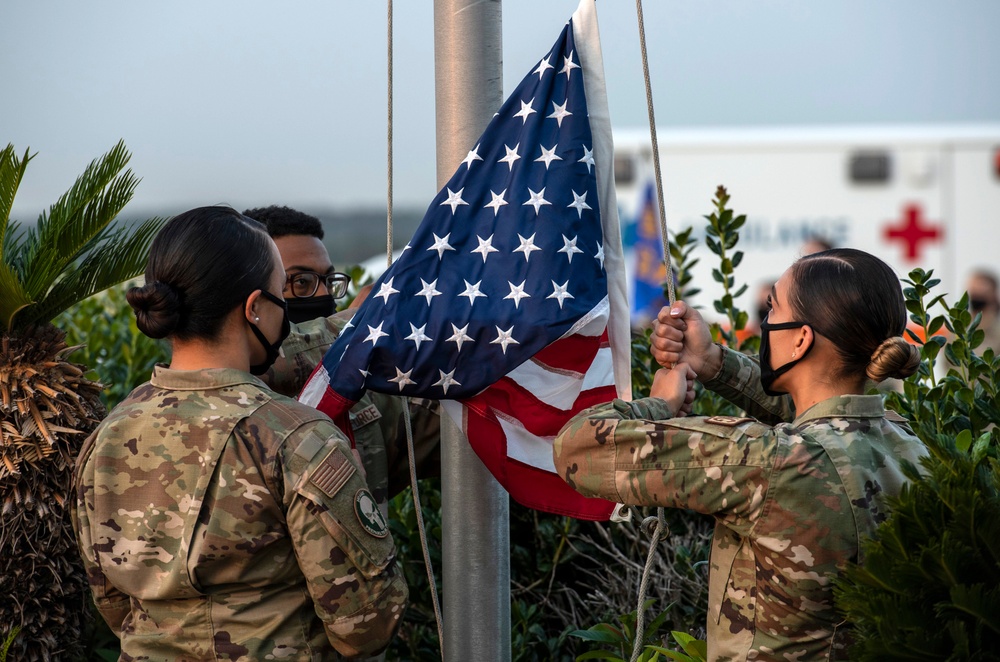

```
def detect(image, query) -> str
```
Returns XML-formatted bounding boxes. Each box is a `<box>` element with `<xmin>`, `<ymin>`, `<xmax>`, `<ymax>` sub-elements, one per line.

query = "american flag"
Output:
<box><xmin>300</xmin><ymin>0</ymin><xmax>630</xmax><ymax>520</ymax></box>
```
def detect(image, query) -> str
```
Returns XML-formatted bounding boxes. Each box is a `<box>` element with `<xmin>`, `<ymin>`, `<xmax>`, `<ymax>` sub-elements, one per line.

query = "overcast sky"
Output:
<box><xmin>4</xmin><ymin>0</ymin><xmax>999</xmax><ymax>220</ymax></box>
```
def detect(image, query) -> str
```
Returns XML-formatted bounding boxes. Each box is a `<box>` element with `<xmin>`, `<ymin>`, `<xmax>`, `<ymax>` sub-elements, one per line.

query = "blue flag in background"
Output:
<box><xmin>630</xmin><ymin>181</ymin><xmax>668</xmax><ymax>326</ymax></box>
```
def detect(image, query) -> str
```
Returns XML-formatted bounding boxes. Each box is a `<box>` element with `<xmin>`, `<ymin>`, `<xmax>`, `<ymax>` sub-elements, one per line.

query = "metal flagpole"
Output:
<box><xmin>432</xmin><ymin>1</ymin><xmax>511</xmax><ymax>661</ymax></box>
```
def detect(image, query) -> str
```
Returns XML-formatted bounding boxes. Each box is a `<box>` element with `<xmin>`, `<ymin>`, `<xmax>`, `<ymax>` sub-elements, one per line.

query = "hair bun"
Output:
<box><xmin>126</xmin><ymin>281</ymin><xmax>182</xmax><ymax>339</ymax></box>
<box><xmin>867</xmin><ymin>336</ymin><xmax>920</xmax><ymax>382</ymax></box>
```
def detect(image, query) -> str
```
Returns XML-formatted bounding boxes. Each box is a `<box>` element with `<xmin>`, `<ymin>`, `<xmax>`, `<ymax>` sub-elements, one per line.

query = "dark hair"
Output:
<box><xmin>787</xmin><ymin>248</ymin><xmax>919</xmax><ymax>383</ymax></box>
<box><xmin>242</xmin><ymin>205</ymin><xmax>324</xmax><ymax>240</ymax></box>
<box><xmin>126</xmin><ymin>206</ymin><xmax>277</xmax><ymax>340</ymax></box>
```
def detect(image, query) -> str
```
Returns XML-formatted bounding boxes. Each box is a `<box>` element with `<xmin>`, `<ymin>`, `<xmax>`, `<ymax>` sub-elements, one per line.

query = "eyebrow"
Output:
<box><xmin>285</xmin><ymin>265</ymin><xmax>336</xmax><ymax>274</ymax></box>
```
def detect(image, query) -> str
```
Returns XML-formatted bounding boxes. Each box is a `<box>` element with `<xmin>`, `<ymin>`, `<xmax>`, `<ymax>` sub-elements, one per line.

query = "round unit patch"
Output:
<box><xmin>354</xmin><ymin>489</ymin><xmax>389</xmax><ymax>538</ymax></box>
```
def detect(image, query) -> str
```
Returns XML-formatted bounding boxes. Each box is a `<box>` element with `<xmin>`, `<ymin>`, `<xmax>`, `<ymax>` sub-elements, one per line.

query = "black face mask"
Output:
<box><xmin>248</xmin><ymin>290</ymin><xmax>291</xmax><ymax>375</ymax></box>
<box><xmin>286</xmin><ymin>294</ymin><xmax>337</xmax><ymax>324</ymax></box>
<box><xmin>758</xmin><ymin>315</ymin><xmax>813</xmax><ymax>396</ymax></box>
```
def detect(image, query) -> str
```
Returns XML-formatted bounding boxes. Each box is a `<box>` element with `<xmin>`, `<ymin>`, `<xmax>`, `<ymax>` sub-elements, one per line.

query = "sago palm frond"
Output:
<box><xmin>18</xmin><ymin>140</ymin><xmax>137</xmax><ymax>296</ymax></box>
<box><xmin>0</xmin><ymin>145</ymin><xmax>34</xmax><ymax>330</ymax></box>
<box><xmin>22</xmin><ymin>216</ymin><xmax>164</xmax><ymax>326</ymax></box>
<box><xmin>0</xmin><ymin>141</ymin><xmax>164</xmax><ymax>332</ymax></box>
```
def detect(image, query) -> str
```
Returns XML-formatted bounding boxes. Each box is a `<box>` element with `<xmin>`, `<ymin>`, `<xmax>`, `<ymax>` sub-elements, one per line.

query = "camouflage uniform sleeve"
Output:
<box><xmin>281</xmin><ymin>419</ymin><xmax>408</xmax><ymax>657</ymax></box>
<box><xmin>702</xmin><ymin>344</ymin><xmax>797</xmax><ymax>424</ymax></box>
<box><xmin>381</xmin><ymin>396</ymin><xmax>441</xmax><ymax>499</ymax></box>
<box><xmin>264</xmin><ymin>312</ymin><xmax>351</xmax><ymax>397</ymax></box>
<box><xmin>71</xmin><ymin>431</ymin><xmax>130</xmax><ymax>635</ymax></box>
<box><xmin>554</xmin><ymin>397</ymin><xmax>773</xmax><ymax>527</ymax></box>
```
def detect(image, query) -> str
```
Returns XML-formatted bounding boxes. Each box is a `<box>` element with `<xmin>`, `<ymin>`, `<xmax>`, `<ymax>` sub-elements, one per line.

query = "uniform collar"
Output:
<box><xmin>150</xmin><ymin>365</ymin><xmax>268</xmax><ymax>391</ymax></box>
<box><xmin>792</xmin><ymin>393</ymin><xmax>885</xmax><ymax>426</ymax></box>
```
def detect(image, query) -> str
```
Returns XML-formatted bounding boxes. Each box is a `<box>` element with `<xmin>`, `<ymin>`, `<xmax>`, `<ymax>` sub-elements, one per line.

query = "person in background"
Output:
<box><xmin>554</xmin><ymin>248</ymin><xmax>927</xmax><ymax>660</ymax></box>
<box><xmin>243</xmin><ymin>204</ymin><xmax>440</xmax><ymax>517</ymax></box>
<box><xmin>242</xmin><ymin>205</ymin><xmax>351</xmax><ymax>323</ymax></box>
<box><xmin>965</xmin><ymin>268</ymin><xmax>1000</xmax><ymax>355</ymax></box>
<box><xmin>73</xmin><ymin>206</ymin><xmax>407</xmax><ymax>660</ymax></box>
<box><xmin>801</xmin><ymin>234</ymin><xmax>835</xmax><ymax>256</ymax></box>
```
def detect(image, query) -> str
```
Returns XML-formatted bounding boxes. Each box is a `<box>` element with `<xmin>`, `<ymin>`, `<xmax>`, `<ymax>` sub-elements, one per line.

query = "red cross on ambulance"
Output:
<box><xmin>882</xmin><ymin>203</ymin><xmax>944</xmax><ymax>262</ymax></box>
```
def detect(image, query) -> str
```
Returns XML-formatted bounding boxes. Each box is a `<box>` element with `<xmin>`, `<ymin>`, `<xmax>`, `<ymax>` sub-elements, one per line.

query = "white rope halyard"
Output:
<box><xmin>631</xmin><ymin>1</ymin><xmax>673</xmax><ymax>660</ymax></box>
<box><xmin>386</xmin><ymin>0</ymin><xmax>446</xmax><ymax>657</ymax></box>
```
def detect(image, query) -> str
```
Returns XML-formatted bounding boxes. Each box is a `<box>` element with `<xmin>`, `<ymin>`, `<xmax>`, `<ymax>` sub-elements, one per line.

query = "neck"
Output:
<box><xmin>788</xmin><ymin>361</ymin><xmax>865</xmax><ymax>414</ymax></box>
<box><xmin>167</xmin><ymin>314</ymin><xmax>254</xmax><ymax>372</ymax></box>
<box><xmin>169</xmin><ymin>337</ymin><xmax>251</xmax><ymax>372</ymax></box>
<box><xmin>785</xmin><ymin>345</ymin><xmax>866</xmax><ymax>413</ymax></box>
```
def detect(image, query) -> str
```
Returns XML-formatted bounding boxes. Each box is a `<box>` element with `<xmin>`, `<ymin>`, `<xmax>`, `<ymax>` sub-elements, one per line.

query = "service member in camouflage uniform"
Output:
<box><xmin>73</xmin><ymin>207</ymin><xmax>407</xmax><ymax>661</ymax></box>
<box><xmin>245</xmin><ymin>204</ymin><xmax>441</xmax><ymax>516</ymax></box>
<box><xmin>555</xmin><ymin>248</ymin><xmax>928</xmax><ymax>661</ymax></box>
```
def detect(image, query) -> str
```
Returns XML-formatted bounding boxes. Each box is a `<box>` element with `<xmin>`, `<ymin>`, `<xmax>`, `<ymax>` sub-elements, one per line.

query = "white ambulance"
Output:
<box><xmin>612</xmin><ymin>124</ymin><xmax>1000</xmax><ymax>317</ymax></box>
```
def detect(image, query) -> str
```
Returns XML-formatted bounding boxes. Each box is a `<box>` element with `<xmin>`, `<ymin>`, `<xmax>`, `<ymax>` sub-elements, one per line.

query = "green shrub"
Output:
<box><xmin>57</xmin><ymin>282</ymin><xmax>169</xmax><ymax>408</ymax></box>
<box><xmin>834</xmin><ymin>268</ymin><xmax>1000</xmax><ymax>660</ymax></box>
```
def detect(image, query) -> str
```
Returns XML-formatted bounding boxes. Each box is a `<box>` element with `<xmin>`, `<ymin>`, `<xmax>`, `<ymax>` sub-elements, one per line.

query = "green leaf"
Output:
<box><xmin>569</xmin><ymin>626</ymin><xmax>624</xmax><ymax>644</ymax></box>
<box><xmin>955</xmin><ymin>429</ymin><xmax>973</xmax><ymax>453</ymax></box>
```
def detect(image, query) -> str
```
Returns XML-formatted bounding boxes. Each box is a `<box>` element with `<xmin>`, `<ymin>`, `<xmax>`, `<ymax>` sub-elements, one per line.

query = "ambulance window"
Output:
<box><xmin>849</xmin><ymin>151</ymin><xmax>892</xmax><ymax>184</ymax></box>
<box><xmin>614</xmin><ymin>154</ymin><xmax>635</xmax><ymax>185</ymax></box>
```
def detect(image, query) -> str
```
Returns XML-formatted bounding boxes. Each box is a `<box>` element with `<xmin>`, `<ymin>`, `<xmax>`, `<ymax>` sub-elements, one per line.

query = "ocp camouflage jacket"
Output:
<box><xmin>554</xmin><ymin>346</ymin><xmax>927</xmax><ymax>661</ymax></box>
<box><xmin>73</xmin><ymin>367</ymin><xmax>408</xmax><ymax>661</ymax></box>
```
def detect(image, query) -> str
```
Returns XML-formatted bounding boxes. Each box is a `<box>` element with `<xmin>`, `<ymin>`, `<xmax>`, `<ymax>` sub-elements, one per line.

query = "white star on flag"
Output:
<box><xmin>535</xmin><ymin>144</ymin><xmax>562</xmax><ymax>169</ymax></box>
<box><xmin>547</xmin><ymin>100</ymin><xmax>572</xmax><ymax>127</ymax></box>
<box><xmin>388</xmin><ymin>367</ymin><xmax>416</xmax><ymax>391</ymax></box>
<box><xmin>375</xmin><ymin>278</ymin><xmax>399</xmax><ymax>304</ymax></box>
<box><xmin>559</xmin><ymin>50</ymin><xmax>580</xmax><ymax>78</ymax></box>
<box><xmin>405</xmin><ymin>323</ymin><xmax>433</xmax><ymax>350</ymax></box>
<box><xmin>446</xmin><ymin>323</ymin><xmax>475</xmax><ymax>351</ymax></box>
<box><xmin>547</xmin><ymin>280</ymin><xmax>574</xmax><ymax>308</ymax></box>
<box><xmin>433</xmin><ymin>369</ymin><xmax>461</xmax><ymax>395</ymax></box>
<box><xmin>558</xmin><ymin>234</ymin><xmax>584</xmax><ymax>263</ymax></box>
<box><xmin>523</xmin><ymin>188</ymin><xmax>551</xmax><ymax>215</ymax></box>
<box><xmin>440</xmin><ymin>187</ymin><xmax>469</xmax><ymax>213</ymax></box>
<box><xmin>461</xmin><ymin>145</ymin><xmax>483</xmax><ymax>169</ymax></box>
<box><xmin>533</xmin><ymin>55</ymin><xmax>554</xmax><ymax>79</ymax></box>
<box><xmin>513</xmin><ymin>99</ymin><xmax>537</xmax><ymax>123</ymax></box>
<box><xmin>427</xmin><ymin>233</ymin><xmax>456</xmax><ymax>259</ymax></box>
<box><xmin>504</xmin><ymin>281</ymin><xmax>531</xmax><ymax>309</ymax></box>
<box><xmin>459</xmin><ymin>279</ymin><xmax>488</xmax><ymax>305</ymax></box>
<box><xmin>364</xmin><ymin>322</ymin><xmax>388</xmax><ymax>345</ymax></box>
<box><xmin>490</xmin><ymin>325</ymin><xmax>520</xmax><ymax>354</ymax></box>
<box><xmin>416</xmin><ymin>278</ymin><xmax>442</xmax><ymax>304</ymax></box>
<box><xmin>568</xmin><ymin>190</ymin><xmax>592</xmax><ymax>218</ymax></box>
<box><xmin>472</xmin><ymin>234</ymin><xmax>500</xmax><ymax>262</ymax></box>
<box><xmin>498</xmin><ymin>143</ymin><xmax>521</xmax><ymax>170</ymax></box>
<box><xmin>513</xmin><ymin>233</ymin><xmax>542</xmax><ymax>262</ymax></box>
<box><xmin>484</xmin><ymin>189</ymin><xmax>508</xmax><ymax>216</ymax></box>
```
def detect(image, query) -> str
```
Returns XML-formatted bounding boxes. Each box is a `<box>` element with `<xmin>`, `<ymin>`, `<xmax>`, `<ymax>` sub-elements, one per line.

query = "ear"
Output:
<box><xmin>796</xmin><ymin>325</ymin><xmax>815</xmax><ymax>356</ymax></box>
<box><xmin>244</xmin><ymin>289</ymin><xmax>262</xmax><ymax>323</ymax></box>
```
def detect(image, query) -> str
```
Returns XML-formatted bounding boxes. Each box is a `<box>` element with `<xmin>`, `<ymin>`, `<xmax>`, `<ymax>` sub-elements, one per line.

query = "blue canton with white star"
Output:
<box><xmin>322</xmin><ymin>20</ymin><xmax>606</xmax><ymax>402</ymax></box>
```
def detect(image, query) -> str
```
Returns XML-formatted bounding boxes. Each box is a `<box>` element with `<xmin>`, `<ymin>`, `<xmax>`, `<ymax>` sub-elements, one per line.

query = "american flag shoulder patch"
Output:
<box><xmin>310</xmin><ymin>447</ymin><xmax>356</xmax><ymax>498</ymax></box>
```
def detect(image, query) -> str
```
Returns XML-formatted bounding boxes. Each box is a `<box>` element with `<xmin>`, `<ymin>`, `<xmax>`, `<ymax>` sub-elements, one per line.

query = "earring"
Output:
<box><xmin>792</xmin><ymin>350</ymin><xmax>797</xmax><ymax>358</ymax></box>
<box><xmin>254</xmin><ymin>316</ymin><xmax>260</xmax><ymax>323</ymax></box>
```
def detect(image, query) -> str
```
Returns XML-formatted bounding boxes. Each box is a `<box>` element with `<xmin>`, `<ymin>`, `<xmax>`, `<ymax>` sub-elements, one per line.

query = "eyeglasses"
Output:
<box><xmin>285</xmin><ymin>271</ymin><xmax>351</xmax><ymax>299</ymax></box>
